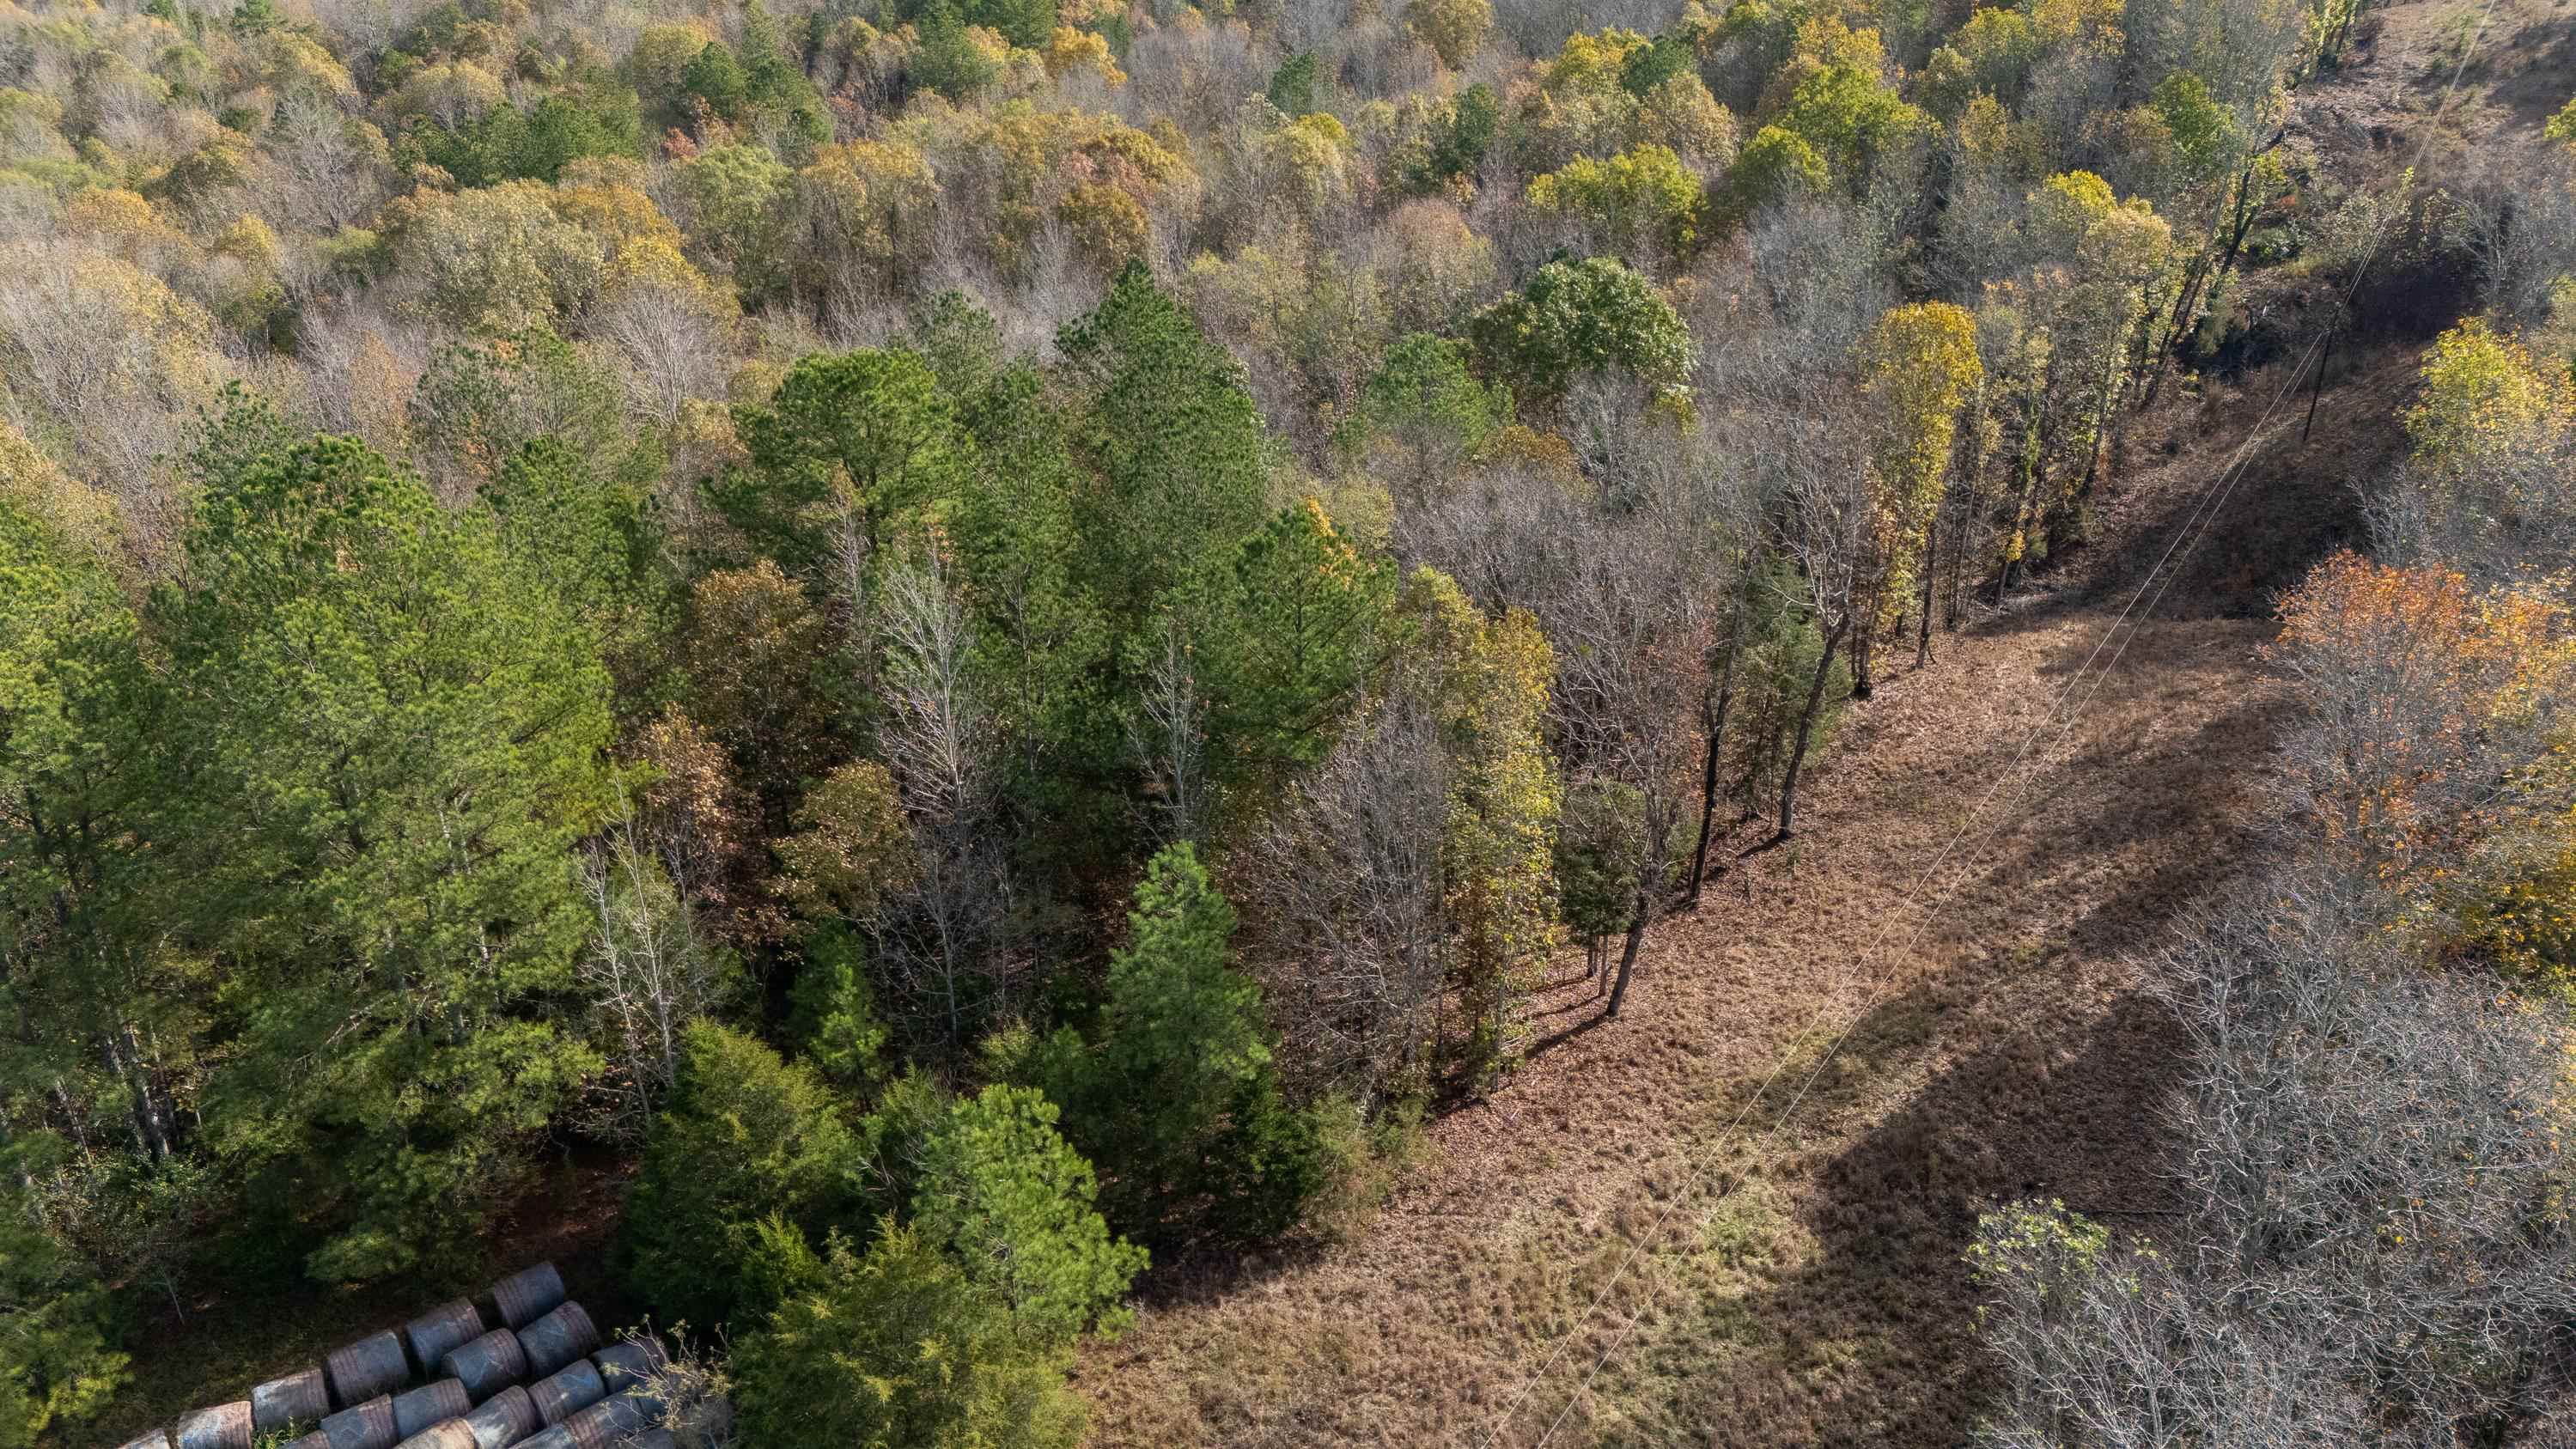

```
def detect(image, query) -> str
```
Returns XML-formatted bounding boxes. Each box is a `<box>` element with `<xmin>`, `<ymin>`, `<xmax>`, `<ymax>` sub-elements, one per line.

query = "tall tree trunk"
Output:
<box><xmin>1997</xmin><ymin>401</ymin><xmax>2045</xmax><ymax>600</ymax></box>
<box><xmin>2302</xmin><ymin>320</ymin><xmax>2338</xmax><ymax>444</ymax></box>
<box><xmin>1915</xmin><ymin>525</ymin><xmax>1939</xmax><ymax>667</ymax></box>
<box><xmin>1604</xmin><ymin>891</ymin><xmax>1649</xmax><ymax>1019</ymax></box>
<box><xmin>2145</xmin><ymin>145</ymin><xmax>2276</xmax><ymax>406</ymax></box>
<box><xmin>1687</xmin><ymin>562</ymin><xmax>1760</xmax><ymax>905</ymax></box>
<box><xmin>121</xmin><ymin>1025</ymin><xmax>170</xmax><ymax>1161</ymax></box>
<box><xmin>1777</xmin><ymin>612</ymin><xmax>1851</xmax><ymax>841</ymax></box>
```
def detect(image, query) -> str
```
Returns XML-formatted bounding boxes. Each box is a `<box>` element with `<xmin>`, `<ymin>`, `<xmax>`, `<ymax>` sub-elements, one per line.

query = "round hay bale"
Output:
<box><xmin>391</xmin><ymin>1379</ymin><xmax>472</xmax><ymax>1440</ymax></box>
<box><xmin>403</xmin><ymin>1300</ymin><xmax>485</xmax><ymax>1377</ymax></box>
<box><xmin>391</xmin><ymin>1422</ymin><xmax>479</xmax><ymax>1449</ymax></box>
<box><xmin>326</xmin><ymin>1331</ymin><xmax>411</xmax><ymax>1408</ymax></box>
<box><xmin>460</xmin><ymin>1385</ymin><xmax>539</xmax><ymax>1449</ymax></box>
<box><xmin>587</xmin><ymin>1340</ymin><xmax>667</xmax><ymax>1394</ymax></box>
<box><xmin>458</xmin><ymin>1379</ymin><xmax>538</xmax><ymax>1449</ymax></box>
<box><xmin>253</xmin><ymin>1366</ymin><xmax>332</xmax><ymax>1434</ymax></box>
<box><xmin>515</xmin><ymin>1302</ymin><xmax>599</xmax><ymax>1379</ymax></box>
<box><xmin>509</xmin><ymin>1428</ymin><xmax>574</xmax><ymax>1449</ymax></box>
<box><xmin>441</xmin><ymin>1329</ymin><xmax>527</xmax><ymax>1403</ymax></box>
<box><xmin>624</xmin><ymin>1432</ymin><xmax>676</xmax><ymax>1449</ymax></box>
<box><xmin>116</xmin><ymin>1432</ymin><xmax>173</xmax><ymax>1449</ymax></box>
<box><xmin>560</xmin><ymin>1391</ymin><xmax>659</xmax><ymax>1449</ymax></box>
<box><xmin>321</xmin><ymin>1394</ymin><xmax>399</xmax><ymax>1449</ymax></box>
<box><xmin>174</xmin><ymin>1403</ymin><xmax>253</xmax><ymax>1449</ymax></box>
<box><xmin>487</xmin><ymin>1263</ymin><xmax>565</xmax><ymax>1330</ymax></box>
<box><xmin>527</xmin><ymin>1362</ymin><xmax>604</xmax><ymax>1427</ymax></box>
<box><xmin>283</xmin><ymin>1434</ymin><xmax>331</xmax><ymax>1449</ymax></box>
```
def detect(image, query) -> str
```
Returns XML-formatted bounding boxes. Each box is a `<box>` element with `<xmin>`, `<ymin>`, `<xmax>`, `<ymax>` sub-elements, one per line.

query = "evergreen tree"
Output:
<box><xmin>731</xmin><ymin>1224</ymin><xmax>1088</xmax><ymax>1449</ymax></box>
<box><xmin>947</xmin><ymin>365</ymin><xmax>1116</xmax><ymax>820</ymax></box>
<box><xmin>155</xmin><ymin>435</ymin><xmax>615</xmax><ymax>1282</ymax></box>
<box><xmin>911</xmin><ymin>2</ymin><xmax>1000</xmax><ymax>99</ymax></box>
<box><xmin>710</xmin><ymin>347</ymin><xmax>966</xmax><ymax>588</ymax></box>
<box><xmin>1038</xmin><ymin>845</ymin><xmax>1321</xmax><ymax>1239</ymax></box>
<box><xmin>1188</xmin><ymin>500</ymin><xmax>1393</xmax><ymax>785</ymax></box>
<box><xmin>0</xmin><ymin>1141</ymin><xmax>127</xmax><ymax>1449</ymax></box>
<box><xmin>1057</xmin><ymin>262</ymin><xmax>1271</xmax><ymax>630</ymax></box>
<box><xmin>0</xmin><ymin>496</ymin><xmax>174</xmax><ymax>1163</ymax></box>
<box><xmin>479</xmin><ymin>436</ymin><xmax>669</xmax><ymax>697</ymax></box>
<box><xmin>911</xmin><ymin>1086</ymin><xmax>1146</xmax><ymax>1346</ymax></box>
<box><xmin>620</xmin><ymin>1021</ymin><xmax>861</xmax><ymax>1328</ymax></box>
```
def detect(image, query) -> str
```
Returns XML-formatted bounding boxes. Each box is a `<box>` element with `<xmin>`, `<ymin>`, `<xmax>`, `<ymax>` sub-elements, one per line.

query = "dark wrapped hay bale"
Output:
<box><xmin>117</xmin><ymin>1432</ymin><xmax>173</xmax><ymax>1449</ymax></box>
<box><xmin>391</xmin><ymin>1379</ymin><xmax>472</xmax><ymax>1439</ymax></box>
<box><xmin>321</xmin><ymin>1394</ymin><xmax>399</xmax><ymax>1449</ymax></box>
<box><xmin>404</xmin><ymin>1300</ymin><xmax>485</xmax><ymax>1376</ymax></box>
<box><xmin>527</xmin><ymin>1361</ymin><xmax>604</xmax><ymax>1426</ymax></box>
<box><xmin>391</xmin><ymin>1422</ymin><xmax>479</xmax><ymax>1449</ymax></box>
<box><xmin>587</xmin><ymin>1340</ymin><xmax>666</xmax><ymax>1394</ymax></box>
<box><xmin>515</xmin><ymin>1302</ymin><xmax>599</xmax><ymax>1379</ymax></box>
<box><xmin>283</xmin><ymin>1434</ymin><xmax>330</xmax><ymax>1449</ymax></box>
<box><xmin>174</xmin><ymin>1402</ymin><xmax>253</xmax><ymax>1449</ymax></box>
<box><xmin>326</xmin><ymin>1331</ymin><xmax>411</xmax><ymax>1408</ymax></box>
<box><xmin>560</xmin><ymin>1390</ymin><xmax>661</xmax><ymax>1449</ymax></box>
<box><xmin>509</xmin><ymin>1429</ymin><xmax>573</xmax><ymax>1449</ymax></box>
<box><xmin>442</xmin><ymin>1329</ymin><xmax>527</xmax><ymax>1403</ymax></box>
<box><xmin>460</xmin><ymin>1385</ymin><xmax>539</xmax><ymax>1449</ymax></box>
<box><xmin>253</xmin><ymin>1366</ymin><xmax>332</xmax><ymax>1434</ymax></box>
<box><xmin>487</xmin><ymin>1263</ymin><xmax>565</xmax><ymax>1330</ymax></box>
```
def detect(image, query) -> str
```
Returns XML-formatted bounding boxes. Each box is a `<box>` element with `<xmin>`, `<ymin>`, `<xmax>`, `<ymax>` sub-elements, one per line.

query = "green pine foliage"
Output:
<box><xmin>155</xmin><ymin>434</ymin><xmax>615</xmax><ymax>1282</ymax></box>
<box><xmin>910</xmin><ymin>1086</ymin><xmax>1147</xmax><ymax>1346</ymax></box>
<box><xmin>1188</xmin><ymin>500</ymin><xmax>1395</xmax><ymax>785</ymax></box>
<box><xmin>1037</xmin><ymin>844</ymin><xmax>1323</xmax><ymax>1241</ymax></box>
<box><xmin>730</xmin><ymin>1224</ymin><xmax>1089</xmax><ymax>1449</ymax></box>
<box><xmin>1058</xmin><ymin>261</ymin><xmax>1272</xmax><ymax>626</ymax></box>
<box><xmin>1340</xmin><ymin>332</ymin><xmax>1511</xmax><ymax>467</ymax></box>
<box><xmin>0</xmin><ymin>1149</ymin><xmax>128</xmax><ymax>1449</ymax></box>
<box><xmin>409</xmin><ymin>85</ymin><xmax>646</xmax><ymax>186</ymax></box>
<box><xmin>711</xmin><ymin>346</ymin><xmax>965</xmax><ymax>586</ymax></box>
<box><xmin>619</xmin><ymin>1021</ymin><xmax>862</xmax><ymax>1328</ymax></box>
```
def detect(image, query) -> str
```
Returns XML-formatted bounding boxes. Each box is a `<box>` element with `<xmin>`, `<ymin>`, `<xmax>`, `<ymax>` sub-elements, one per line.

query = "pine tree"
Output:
<box><xmin>1189</xmin><ymin>500</ymin><xmax>1394</xmax><ymax>787</ymax></box>
<box><xmin>1038</xmin><ymin>844</ymin><xmax>1320</xmax><ymax>1239</ymax></box>
<box><xmin>731</xmin><ymin>1224</ymin><xmax>1089</xmax><ymax>1449</ymax></box>
<box><xmin>711</xmin><ymin>347</ymin><xmax>966</xmax><ymax>590</ymax></box>
<box><xmin>620</xmin><ymin>1021</ymin><xmax>862</xmax><ymax>1328</ymax></box>
<box><xmin>1058</xmin><ymin>262</ymin><xmax>1271</xmax><ymax>629</ymax></box>
<box><xmin>156</xmin><ymin>435</ymin><xmax>615</xmax><ymax>1282</ymax></box>
<box><xmin>911</xmin><ymin>1086</ymin><xmax>1146</xmax><ymax>1346</ymax></box>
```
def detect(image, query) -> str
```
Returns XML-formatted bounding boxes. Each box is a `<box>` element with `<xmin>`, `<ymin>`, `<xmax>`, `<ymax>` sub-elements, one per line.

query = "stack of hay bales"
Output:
<box><xmin>102</xmin><ymin>1263</ymin><xmax>724</xmax><ymax>1449</ymax></box>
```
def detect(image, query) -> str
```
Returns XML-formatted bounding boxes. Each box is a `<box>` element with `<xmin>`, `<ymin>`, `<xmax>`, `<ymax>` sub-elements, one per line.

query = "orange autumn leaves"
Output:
<box><xmin>2275</xmin><ymin>551</ymin><xmax>2576</xmax><ymax>983</ymax></box>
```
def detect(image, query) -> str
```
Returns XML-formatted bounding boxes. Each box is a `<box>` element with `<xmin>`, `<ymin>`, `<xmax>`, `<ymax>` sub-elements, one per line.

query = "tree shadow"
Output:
<box><xmin>2487</xmin><ymin>13</ymin><xmax>2576</xmax><ymax>131</ymax></box>
<box><xmin>1519</xmin><ymin>1007</ymin><xmax>1614</xmax><ymax>1063</ymax></box>
<box><xmin>1568</xmin><ymin>698</ymin><xmax>2269</xmax><ymax>1445</ymax></box>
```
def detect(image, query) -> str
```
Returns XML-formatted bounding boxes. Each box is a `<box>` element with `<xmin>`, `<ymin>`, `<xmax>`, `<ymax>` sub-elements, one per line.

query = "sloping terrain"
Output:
<box><xmin>1073</xmin><ymin>0</ymin><xmax>2557</xmax><ymax>1434</ymax></box>
<box><xmin>1080</xmin><ymin>573</ymin><xmax>2287</xmax><ymax>1449</ymax></box>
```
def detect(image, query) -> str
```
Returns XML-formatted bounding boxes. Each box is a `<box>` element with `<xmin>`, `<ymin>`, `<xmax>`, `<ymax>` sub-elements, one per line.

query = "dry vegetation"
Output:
<box><xmin>1075</xmin><ymin>2</ymin><xmax>2575</xmax><ymax>1438</ymax></box>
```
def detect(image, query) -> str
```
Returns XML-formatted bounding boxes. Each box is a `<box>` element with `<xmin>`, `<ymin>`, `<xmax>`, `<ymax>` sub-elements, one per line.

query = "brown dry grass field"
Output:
<box><xmin>1072</xmin><ymin>0</ymin><xmax>2575</xmax><ymax>1437</ymax></box>
<box><xmin>1079</xmin><ymin>594</ymin><xmax>2288</xmax><ymax>1449</ymax></box>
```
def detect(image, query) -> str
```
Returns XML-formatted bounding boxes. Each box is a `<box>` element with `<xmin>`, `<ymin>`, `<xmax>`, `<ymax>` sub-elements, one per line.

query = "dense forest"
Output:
<box><xmin>1</xmin><ymin>0</ymin><xmax>2573</xmax><ymax>1432</ymax></box>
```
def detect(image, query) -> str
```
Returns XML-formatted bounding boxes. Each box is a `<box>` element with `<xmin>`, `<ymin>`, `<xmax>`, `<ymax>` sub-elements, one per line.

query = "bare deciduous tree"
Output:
<box><xmin>579</xmin><ymin>806</ymin><xmax>739</xmax><ymax>1145</ymax></box>
<box><xmin>872</xmin><ymin>543</ymin><xmax>1020</xmax><ymax>1049</ymax></box>
<box><xmin>1235</xmin><ymin>694</ymin><xmax>1448</xmax><ymax>1096</ymax></box>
